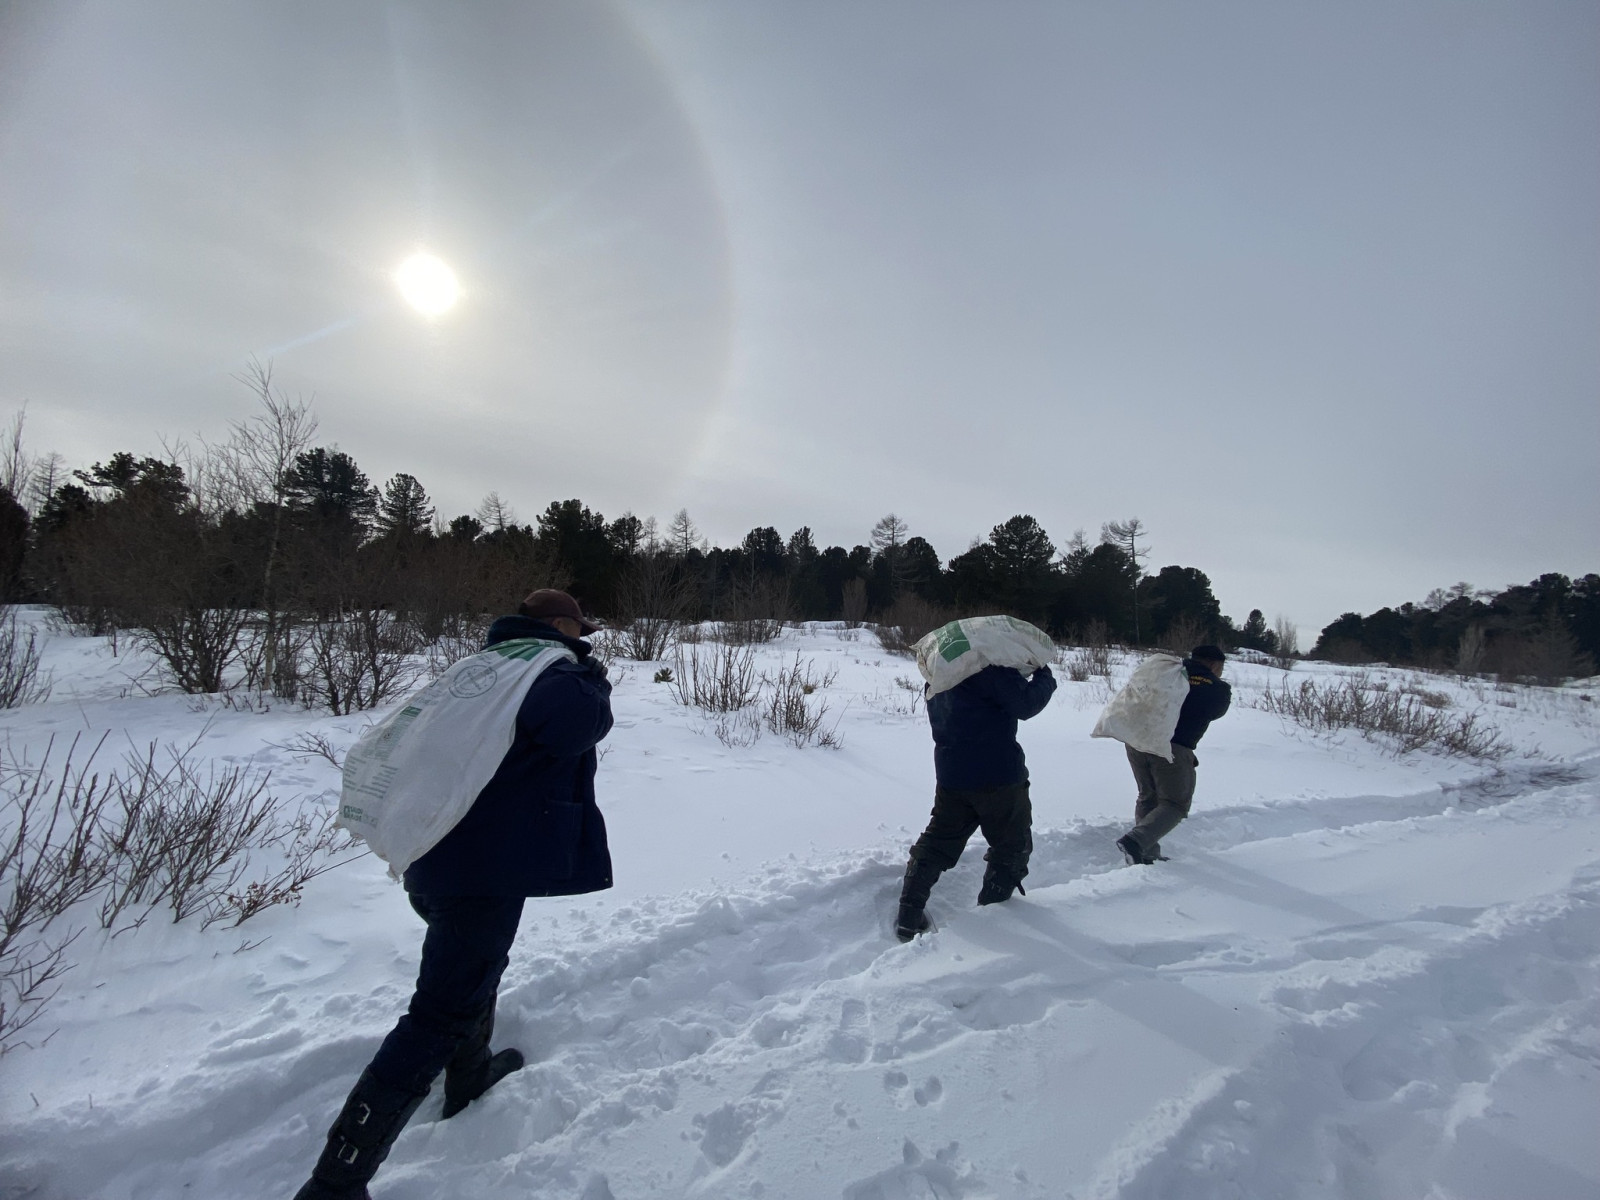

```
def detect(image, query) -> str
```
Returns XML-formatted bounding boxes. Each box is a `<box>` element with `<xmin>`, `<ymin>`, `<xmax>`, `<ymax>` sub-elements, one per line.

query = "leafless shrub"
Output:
<box><xmin>1</xmin><ymin>736</ymin><xmax>118</xmax><ymax>1052</ymax></box>
<box><xmin>717</xmin><ymin>585</ymin><xmax>788</xmax><ymax>645</ymax></box>
<box><xmin>1401</xmin><ymin>680</ymin><xmax>1452</xmax><ymax>709</ymax></box>
<box><xmin>873</xmin><ymin>594</ymin><xmax>951</xmax><ymax>657</ymax></box>
<box><xmin>708</xmin><ymin>709</ymin><xmax>763</xmax><ymax>749</ymax></box>
<box><xmin>1455</xmin><ymin>624</ymin><xmax>1487</xmax><ymax>677</ymax></box>
<box><xmin>1270</xmin><ymin>617</ymin><xmax>1300</xmax><ymax>671</ymax></box>
<box><xmin>840</xmin><ymin>579</ymin><xmax>869</xmax><ymax>629</ymax></box>
<box><xmin>49</xmin><ymin>602</ymin><xmax>123</xmax><ymax>642</ymax></box>
<box><xmin>267</xmin><ymin>730</ymin><xmax>345</xmax><ymax>770</ymax></box>
<box><xmin>0</xmin><ymin>928</ymin><xmax>77</xmax><ymax>1055</ymax></box>
<box><xmin>90</xmin><ymin>738</ymin><xmax>281</xmax><ymax>926</ymax></box>
<box><xmin>672</xmin><ymin>639</ymin><xmax>760</xmax><ymax>712</ymax></box>
<box><xmin>298</xmin><ymin>610</ymin><xmax>424</xmax><ymax>714</ymax></box>
<box><xmin>612</xmin><ymin>552</ymin><xmax>694</xmax><ymax>660</ymax></box>
<box><xmin>1254</xmin><ymin>672</ymin><xmax>1509</xmax><ymax>759</ymax></box>
<box><xmin>254</xmin><ymin>613</ymin><xmax>312</xmax><ymax>700</ymax></box>
<box><xmin>0</xmin><ymin>609</ymin><xmax>51</xmax><ymax>707</ymax></box>
<box><xmin>0</xmin><ymin>732</ymin><xmax>363</xmax><ymax>1051</ymax></box>
<box><xmin>1157</xmin><ymin>615</ymin><xmax>1209</xmax><ymax>657</ymax></box>
<box><xmin>1060</xmin><ymin>640</ymin><xmax>1113</xmax><ymax>682</ymax></box>
<box><xmin>866</xmin><ymin>675</ymin><xmax>925</xmax><ymax>718</ymax></box>
<box><xmin>761</xmin><ymin>653</ymin><xmax>842</xmax><ymax>748</ymax></box>
<box><xmin>425</xmin><ymin>612</ymin><xmax>493</xmax><ymax>677</ymax></box>
<box><xmin>134</xmin><ymin>605</ymin><xmax>256</xmax><ymax>694</ymax></box>
<box><xmin>1077</xmin><ymin>618</ymin><xmax>1111</xmax><ymax>647</ymax></box>
<box><xmin>214</xmin><ymin>809</ymin><xmax>361</xmax><ymax>927</ymax></box>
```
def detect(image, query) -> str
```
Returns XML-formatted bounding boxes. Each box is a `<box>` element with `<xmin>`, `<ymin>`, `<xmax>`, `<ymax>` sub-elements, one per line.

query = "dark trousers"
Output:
<box><xmin>1124</xmin><ymin>743</ymin><xmax>1197</xmax><ymax>858</ymax></box>
<box><xmin>366</xmin><ymin>893</ymin><xmax>526</xmax><ymax>1096</ymax></box>
<box><xmin>909</xmin><ymin>781</ymin><xmax>1033</xmax><ymax>877</ymax></box>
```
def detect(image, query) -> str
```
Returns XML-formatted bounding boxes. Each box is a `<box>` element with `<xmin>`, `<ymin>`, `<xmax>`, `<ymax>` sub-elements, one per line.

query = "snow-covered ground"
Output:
<box><xmin>2</xmin><ymin>613</ymin><xmax>1598</xmax><ymax>1200</ymax></box>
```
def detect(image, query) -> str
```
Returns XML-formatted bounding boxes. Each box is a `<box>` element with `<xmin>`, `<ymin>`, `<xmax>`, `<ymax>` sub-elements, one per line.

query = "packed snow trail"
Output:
<box><xmin>4</xmin><ymin>758</ymin><xmax>1596</xmax><ymax>1200</ymax></box>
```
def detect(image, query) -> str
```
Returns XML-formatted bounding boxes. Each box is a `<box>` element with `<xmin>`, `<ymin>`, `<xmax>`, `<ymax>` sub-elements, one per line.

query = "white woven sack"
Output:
<box><xmin>914</xmin><ymin>615</ymin><xmax>1056</xmax><ymax>697</ymax></box>
<box><xmin>1091</xmin><ymin>653</ymin><xmax>1189</xmax><ymax>761</ymax></box>
<box><xmin>337</xmin><ymin>637</ymin><xmax>576</xmax><ymax>878</ymax></box>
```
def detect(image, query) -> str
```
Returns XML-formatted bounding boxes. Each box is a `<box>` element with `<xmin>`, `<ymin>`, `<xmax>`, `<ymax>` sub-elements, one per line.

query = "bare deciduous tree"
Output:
<box><xmin>1455</xmin><ymin>624</ymin><xmax>1487</xmax><ymax>676</ymax></box>
<box><xmin>0</xmin><ymin>407</ymin><xmax>36</xmax><ymax>502</ymax></box>
<box><xmin>1271</xmin><ymin>616</ymin><xmax>1299</xmax><ymax>671</ymax></box>
<box><xmin>202</xmin><ymin>360</ymin><xmax>318</xmax><ymax>692</ymax></box>
<box><xmin>1102</xmin><ymin>517</ymin><xmax>1150</xmax><ymax>643</ymax></box>
<box><xmin>475</xmin><ymin>491</ymin><xmax>517</xmax><ymax>535</ymax></box>
<box><xmin>667</xmin><ymin>508</ymin><xmax>700</xmax><ymax>557</ymax></box>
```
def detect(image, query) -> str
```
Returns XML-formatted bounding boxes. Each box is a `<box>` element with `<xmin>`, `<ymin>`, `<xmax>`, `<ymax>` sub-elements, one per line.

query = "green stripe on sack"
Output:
<box><xmin>484</xmin><ymin>638</ymin><xmax>566</xmax><ymax>661</ymax></box>
<box><xmin>934</xmin><ymin>622</ymin><xmax>971</xmax><ymax>663</ymax></box>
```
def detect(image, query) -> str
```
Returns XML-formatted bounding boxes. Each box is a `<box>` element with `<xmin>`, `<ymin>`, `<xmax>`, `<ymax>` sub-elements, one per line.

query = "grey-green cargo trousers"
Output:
<box><xmin>1124</xmin><ymin>743</ymin><xmax>1197</xmax><ymax>859</ymax></box>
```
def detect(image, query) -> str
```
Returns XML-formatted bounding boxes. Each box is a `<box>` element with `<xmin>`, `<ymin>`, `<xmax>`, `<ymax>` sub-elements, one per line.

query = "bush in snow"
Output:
<box><xmin>0</xmin><ymin>608</ymin><xmax>51</xmax><ymax>708</ymax></box>
<box><xmin>610</xmin><ymin>550</ymin><xmax>694</xmax><ymax>661</ymax></box>
<box><xmin>672</xmin><ymin>640</ymin><xmax>761</xmax><ymax>713</ymax></box>
<box><xmin>872</xmin><ymin>593</ymin><xmax>951</xmax><ymax>658</ymax></box>
<box><xmin>295</xmin><ymin>609</ymin><xmax>424</xmax><ymax>714</ymax></box>
<box><xmin>1253</xmin><ymin>672</ymin><xmax>1510</xmax><ymax>760</ymax></box>
<box><xmin>0</xmin><ymin>733</ymin><xmax>361</xmax><ymax>1055</ymax></box>
<box><xmin>761</xmin><ymin>653</ymin><xmax>841</xmax><ymax>749</ymax></box>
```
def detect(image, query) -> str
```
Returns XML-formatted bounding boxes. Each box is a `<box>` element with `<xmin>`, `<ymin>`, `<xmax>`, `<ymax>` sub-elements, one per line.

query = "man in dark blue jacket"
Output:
<box><xmin>1115</xmin><ymin>645</ymin><xmax>1231</xmax><ymax>866</ymax></box>
<box><xmin>294</xmin><ymin>589</ymin><xmax>613</xmax><ymax>1200</ymax></box>
<box><xmin>895</xmin><ymin>659</ymin><xmax>1057</xmax><ymax>941</ymax></box>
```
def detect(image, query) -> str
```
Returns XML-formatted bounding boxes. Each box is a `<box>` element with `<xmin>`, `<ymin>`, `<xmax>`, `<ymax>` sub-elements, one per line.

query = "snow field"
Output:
<box><xmin>1</xmin><ymin>615</ymin><xmax>1598</xmax><ymax>1198</ymax></box>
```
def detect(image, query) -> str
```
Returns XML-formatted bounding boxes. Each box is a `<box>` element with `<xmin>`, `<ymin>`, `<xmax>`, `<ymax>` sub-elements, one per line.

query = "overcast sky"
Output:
<box><xmin>2</xmin><ymin>1</ymin><xmax>1596</xmax><ymax>634</ymax></box>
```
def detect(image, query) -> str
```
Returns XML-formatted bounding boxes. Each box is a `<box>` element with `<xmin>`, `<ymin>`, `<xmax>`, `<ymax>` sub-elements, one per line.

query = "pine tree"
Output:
<box><xmin>375</xmin><ymin>473</ymin><xmax>435</xmax><ymax>540</ymax></box>
<box><xmin>283</xmin><ymin>448</ymin><xmax>377</xmax><ymax>531</ymax></box>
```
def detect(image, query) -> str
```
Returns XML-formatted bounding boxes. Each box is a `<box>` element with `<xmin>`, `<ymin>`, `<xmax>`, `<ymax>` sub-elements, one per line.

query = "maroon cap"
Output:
<box><xmin>520</xmin><ymin>588</ymin><xmax>601</xmax><ymax>635</ymax></box>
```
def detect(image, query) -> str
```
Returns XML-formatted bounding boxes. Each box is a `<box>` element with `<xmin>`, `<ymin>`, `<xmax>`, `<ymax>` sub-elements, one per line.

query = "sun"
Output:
<box><xmin>394</xmin><ymin>252</ymin><xmax>461</xmax><ymax>317</ymax></box>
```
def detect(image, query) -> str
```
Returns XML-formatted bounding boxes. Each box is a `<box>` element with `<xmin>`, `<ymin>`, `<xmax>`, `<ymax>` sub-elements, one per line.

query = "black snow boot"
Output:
<box><xmin>1116</xmin><ymin>833</ymin><xmax>1153</xmax><ymax>866</ymax></box>
<box><xmin>977</xmin><ymin>862</ymin><xmax>1027</xmax><ymax>906</ymax></box>
<box><xmin>895</xmin><ymin>905</ymin><xmax>931</xmax><ymax>942</ymax></box>
<box><xmin>894</xmin><ymin>857</ymin><xmax>943</xmax><ymax>943</ymax></box>
<box><xmin>441</xmin><ymin>998</ymin><xmax>526</xmax><ymax>1119</ymax></box>
<box><xmin>292</xmin><ymin>1068</ymin><xmax>428</xmax><ymax>1200</ymax></box>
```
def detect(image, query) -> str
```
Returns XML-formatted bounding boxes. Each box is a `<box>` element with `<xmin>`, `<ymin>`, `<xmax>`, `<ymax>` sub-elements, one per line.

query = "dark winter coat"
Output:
<box><xmin>403</xmin><ymin>615</ymin><xmax>615</xmax><ymax>898</ymax></box>
<box><xmin>927</xmin><ymin>664</ymin><xmax>1057</xmax><ymax>790</ymax></box>
<box><xmin>1171</xmin><ymin>657</ymin><xmax>1231</xmax><ymax>749</ymax></box>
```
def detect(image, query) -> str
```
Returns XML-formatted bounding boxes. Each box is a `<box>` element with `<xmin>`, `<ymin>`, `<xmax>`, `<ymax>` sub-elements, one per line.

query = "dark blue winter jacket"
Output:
<box><xmin>1171</xmin><ymin>657</ymin><xmax>1231</xmax><ymax>749</ymax></box>
<box><xmin>403</xmin><ymin>616</ymin><xmax>615</xmax><ymax>898</ymax></box>
<box><xmin>927</xmin><ymin>664</ymin><xmax>1057</xmax><ymax>791</ymax></box>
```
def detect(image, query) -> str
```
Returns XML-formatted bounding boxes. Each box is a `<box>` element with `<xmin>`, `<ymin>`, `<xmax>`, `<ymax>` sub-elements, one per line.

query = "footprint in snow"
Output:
<box><xmin>826</xmin><ymin>997</ymin><xmax>870</xmax><ymax>1063</ymax></box>
<box><xmin>842</xmin><ymin>1140</ymin><xmax>981</xmax><ymax>1200</ymax></box>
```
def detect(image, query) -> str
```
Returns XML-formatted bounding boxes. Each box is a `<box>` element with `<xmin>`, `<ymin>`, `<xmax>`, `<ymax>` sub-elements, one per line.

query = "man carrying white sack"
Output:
<box><xmin>896</xmin><ymin>617</ymin><xmax>1058</xmax><ymax>942</ymax></box>
<box><xmin>1112</xmin><ymin>644</ymin><xmax>1231</xmax><ymax>866</ymax></box>
<box><xmin>293</xmin><ymin>589</ymin><xmax>613</xmax><ymax>1200</ymax></box>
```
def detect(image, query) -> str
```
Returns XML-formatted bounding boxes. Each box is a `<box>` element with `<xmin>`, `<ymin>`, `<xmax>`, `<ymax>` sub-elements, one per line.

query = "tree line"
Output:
<box><xmin>2</xmin><ymin>368</ymin><xmax>1592</xmax><ymax>690</ymax></box>
<box><xmin>1311</xmin><ymin>577</ymin><xmax>1599</xmax><ymax>683</ymax></box>
<box><xmin>0</xmin><ymin>370</ymin><xmax>1268</xmax><ymax>663</ymax></box>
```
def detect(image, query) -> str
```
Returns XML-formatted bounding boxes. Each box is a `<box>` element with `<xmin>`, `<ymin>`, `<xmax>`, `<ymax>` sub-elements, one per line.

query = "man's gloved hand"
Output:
<box><xmin>588</xmin><ymin>657</ymin><xmax>609</xmax><ymax>680</ymax></box>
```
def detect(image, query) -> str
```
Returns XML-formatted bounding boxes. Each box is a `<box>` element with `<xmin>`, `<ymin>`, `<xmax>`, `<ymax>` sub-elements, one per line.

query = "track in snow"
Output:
<box><xmin>3</xmin><ymin>759</ymin><xmax>1596</xmax><ymax>1200</ymax></box>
